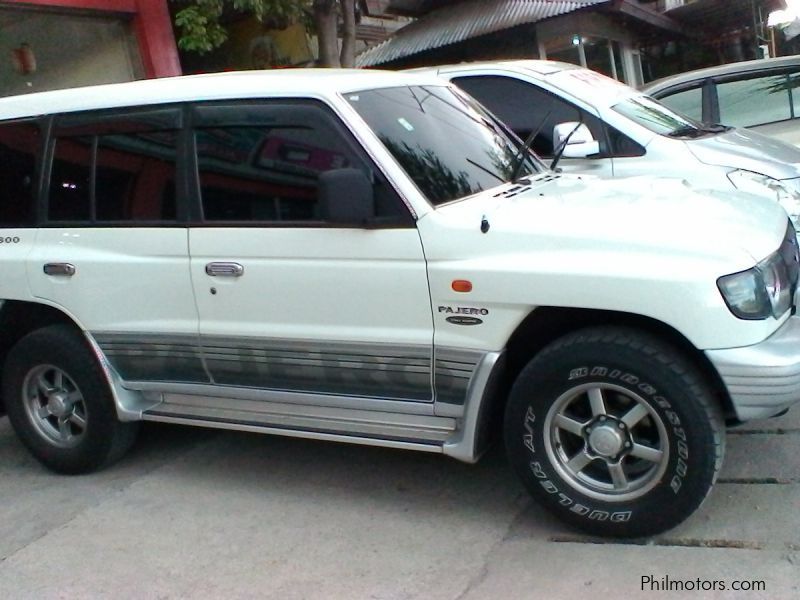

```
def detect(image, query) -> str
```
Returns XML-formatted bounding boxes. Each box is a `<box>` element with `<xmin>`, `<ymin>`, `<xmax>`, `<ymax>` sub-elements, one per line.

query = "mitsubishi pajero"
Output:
<box><xmin>1</xmin><ymin>70</ymin><xmax>799</xmax><ymax>538</ymax></box>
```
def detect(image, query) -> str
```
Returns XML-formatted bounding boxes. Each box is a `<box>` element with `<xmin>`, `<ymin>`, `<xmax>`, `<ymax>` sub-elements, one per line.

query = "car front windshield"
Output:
<box><xmin>613</xmin><ymin>95</ymin><xmax>704</xmax><ymax>136</ymax></box>
<box><xmin>346</xmin><ymin>85</ymin><xmax>541</xmax><ymax>206</ymax></box>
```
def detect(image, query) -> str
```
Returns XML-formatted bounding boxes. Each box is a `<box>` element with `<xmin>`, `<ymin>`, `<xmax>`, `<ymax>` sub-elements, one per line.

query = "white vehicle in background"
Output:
<box><xmin>415</xmin><ymin>60</ymin><xmax>800</xmax><ymax>230</ymax></box>
<box><xmin>1</xmin><ymin>69</ymin><xmax>800</xmax><ymax>538</ymax></box>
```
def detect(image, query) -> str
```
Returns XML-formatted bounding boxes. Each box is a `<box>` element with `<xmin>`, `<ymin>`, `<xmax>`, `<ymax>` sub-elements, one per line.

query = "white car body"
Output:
<box><xmin>1</xmin><ymin>69</ymin><xmax>800</xmax><ymax>536</ymax></box>
<box><xmin>415</xmin><ymin>61</ymin><xmax>800</xmax><ymax>229</ymax></box>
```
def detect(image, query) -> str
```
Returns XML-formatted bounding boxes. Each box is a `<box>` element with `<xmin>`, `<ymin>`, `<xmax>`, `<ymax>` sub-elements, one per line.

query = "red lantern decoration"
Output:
<box><xmin>11</xmin><ymin>43</ymin><xmax>36</xmax><ymax>75</ymax></box>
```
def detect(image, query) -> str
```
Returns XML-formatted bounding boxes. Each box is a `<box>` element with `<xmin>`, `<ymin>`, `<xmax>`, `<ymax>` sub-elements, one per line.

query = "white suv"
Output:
<box><xmin>415</xmin><ymin>61</ymin><xmax>800</xmax><ymax>230</ymax></box>
<box><xmin>1</xmin><ymin>70</ymin><xmax>799</xmax><ymax>538</ymax></box>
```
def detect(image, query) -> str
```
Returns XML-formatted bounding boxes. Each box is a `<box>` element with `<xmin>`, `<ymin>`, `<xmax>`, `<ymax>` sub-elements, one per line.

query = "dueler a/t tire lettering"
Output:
<box><xmin>504</xmin><ymin>326</ymin><xmax>724</xmax><ymax>538</ymax></box>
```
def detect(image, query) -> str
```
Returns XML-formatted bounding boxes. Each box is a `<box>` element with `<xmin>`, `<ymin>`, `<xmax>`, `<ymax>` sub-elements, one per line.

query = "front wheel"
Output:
<box><xmin>504</xmin><ymin>327</ymin><xmax>724</xmax><ymax>538</ymax></box>
<box><xmin>3</xmin><ymin>325</ymin><xmax>139</xmax><ymax>474</ymax></box>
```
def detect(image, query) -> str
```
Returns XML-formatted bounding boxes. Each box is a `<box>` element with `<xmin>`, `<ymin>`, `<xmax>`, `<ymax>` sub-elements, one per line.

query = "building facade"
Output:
<box><xmin>0</xmin><ymin>0</ymin><xmax>180</xmax><ymax>97</ymax></box>
<box><xmin>356</xmin><ymin>0</ymin><xmax>785</xmax><ymax>84</ymax></box>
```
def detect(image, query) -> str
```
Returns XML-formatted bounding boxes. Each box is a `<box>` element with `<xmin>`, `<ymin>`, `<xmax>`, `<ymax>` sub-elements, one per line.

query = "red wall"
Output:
<box><xmin>132</xmin><ymin>0</ymin><xmax>181</xmax><ymax>78</ymax></box>
<box><xmin>1</xmin><ymin>0</ymin><xmax>181</xmax><ymax>77</ymax></box>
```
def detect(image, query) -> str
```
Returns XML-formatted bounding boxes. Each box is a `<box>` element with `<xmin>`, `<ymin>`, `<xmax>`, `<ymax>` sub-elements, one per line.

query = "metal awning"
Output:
<box><xmin>356</xmin><ymin>0</ymin><xmax>611</xmax><ymax>66</ymax></box>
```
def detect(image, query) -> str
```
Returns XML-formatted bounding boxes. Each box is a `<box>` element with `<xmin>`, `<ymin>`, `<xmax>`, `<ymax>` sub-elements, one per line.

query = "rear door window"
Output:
<box><xmin>49</xmin><ymin>109</ymin><xmax>180</xmax><ymax>224</ymax></box>
<box><xmin>716</xmin><ymin>71</ymin><xmax>798</xmax><ymax>128</ymax></box>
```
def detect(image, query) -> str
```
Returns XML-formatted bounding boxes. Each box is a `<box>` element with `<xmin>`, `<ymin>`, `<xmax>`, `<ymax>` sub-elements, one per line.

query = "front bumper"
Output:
<box><xmin>706</xmin><ymin>316</ymin><xmax>800</xmax><ymax>421</ymax></box>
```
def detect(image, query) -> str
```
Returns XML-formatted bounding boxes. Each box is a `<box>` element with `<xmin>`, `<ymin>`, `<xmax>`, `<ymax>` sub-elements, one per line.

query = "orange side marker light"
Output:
<box><xmin>452</xmin><ymin>280</ymin><xmax>473</xmax><ymax>293</ymax></box>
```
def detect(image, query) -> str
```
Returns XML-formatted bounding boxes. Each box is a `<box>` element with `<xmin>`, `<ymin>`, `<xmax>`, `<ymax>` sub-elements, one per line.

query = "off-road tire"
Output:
<box><xmin>3</xmin><ymin>325</ymin><xmax>138</xmax><ymax>474</ymax></box>
<box><xmin>504</xmin><ymin>326</ymin><xmax>724</xmax><ymax>538</ymax></box>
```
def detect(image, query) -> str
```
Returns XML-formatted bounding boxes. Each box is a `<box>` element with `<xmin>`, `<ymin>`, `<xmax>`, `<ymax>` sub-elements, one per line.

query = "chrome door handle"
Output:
<box><xmin>43</xmin><ymin>263</ymin><xmax>76</xmax><ymax>277</ymax></box>
<box><xmin>205</xmin><ymin>262</ymin><xmax>244</xmax><ymax>277</ymax></box>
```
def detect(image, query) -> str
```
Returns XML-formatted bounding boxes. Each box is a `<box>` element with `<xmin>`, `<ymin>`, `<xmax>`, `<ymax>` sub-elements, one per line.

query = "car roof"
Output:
<box><xmin>411</xmin><ymin>60</ymin><xmax>640</xmax><ymax>108</ymax></box>
<box><xmin>643</xmin><ymin>55</ymin><xmax>800</xmax><ymax>95</ymax></box>
<box><xmin>0</xmin><ymin>68</ymin><xmax>445</xmax><ymax>121</ymax></box>
<box><xmin>410</xmin><ymin>59</ymin><xmax>581</xmax><ymax>77</ymax></box>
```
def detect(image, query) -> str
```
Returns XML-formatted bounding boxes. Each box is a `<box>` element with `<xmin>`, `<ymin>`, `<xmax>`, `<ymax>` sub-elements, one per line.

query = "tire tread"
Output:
<box><xmin>505</xmin><ymin>325</ymin><xmax>725</xmax><ymax>537</ymax></box>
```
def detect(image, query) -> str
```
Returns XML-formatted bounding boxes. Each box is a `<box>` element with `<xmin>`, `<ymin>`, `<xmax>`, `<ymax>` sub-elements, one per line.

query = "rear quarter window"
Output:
<box><xmin>0</xmin><ymin>120</ymin><xmax>39</xmax><ymax>227</ymax></box>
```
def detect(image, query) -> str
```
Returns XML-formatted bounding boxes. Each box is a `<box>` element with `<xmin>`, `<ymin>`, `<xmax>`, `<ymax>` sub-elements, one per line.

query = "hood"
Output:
<box><xmin>436</xmin><ymin>174</ymin><xmax>788</xmax><ymax>269</ymax></box>
<box><xmin>686</xmin><ymin>127</ymin><xmax>800</xmax><ymax>181</ymax></box>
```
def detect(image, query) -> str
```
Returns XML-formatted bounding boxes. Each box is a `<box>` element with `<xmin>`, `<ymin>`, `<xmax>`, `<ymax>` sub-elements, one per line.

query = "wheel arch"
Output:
<box><xmin>0</xmin><ymin>300</ymin><xmax>84</xmax><ymax>413</ymax></box>
<box><xmin>473</xmin><ymin>306</ymin><xmax>734</xmax><ymax>454</ymax></box>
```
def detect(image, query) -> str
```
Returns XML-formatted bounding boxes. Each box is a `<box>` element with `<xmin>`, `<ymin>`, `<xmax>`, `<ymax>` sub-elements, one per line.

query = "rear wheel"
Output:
<box><xmin>3</xmin><ymin>325</ymin><xmax>138</xmax><ymax>474</ymax></box>
<box><xmin>504</xmin><ymin>326</ymin><xmax>724</xmax><ymax>537</ymax></box>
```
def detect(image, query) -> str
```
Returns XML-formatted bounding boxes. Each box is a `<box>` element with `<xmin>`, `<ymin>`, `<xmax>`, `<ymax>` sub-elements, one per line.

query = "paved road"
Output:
<box><xmin>1</xmin><ymin>408</ymin><xmax>799</xmax><ymax>599</ymax></box>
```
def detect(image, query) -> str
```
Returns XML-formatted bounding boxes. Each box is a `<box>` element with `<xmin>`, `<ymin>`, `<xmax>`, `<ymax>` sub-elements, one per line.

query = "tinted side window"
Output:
<box><xmin>716</xmin><ymin>72</ymin><xmax>797</xmax><ymax>127</ymax></box>
<box><xmin>95</xmin><ymin>131</ymin><xmax>177</xmax><ymax>221</ymax></box>
<box><xmin>452</xmin><ymin>75</ymin><xmax>607</xmax><ymax>157</ymax></box>
<box><xmin>50</xmin><ymin>136</ymin><xmax>92</xmax><ymax>221</ymax></box>
<box><xmin>657</xmin><ymin>86</ymin><xmax>704</xmax><ymax>122</ymax></box>
<box><xmin>196</xmin><ymin>126</ymin><xmax>337</xmax><ymax>222</ymax></box>
<box><xmin>0</xmin><ymin>121</ymin><xmax>40</xmax><ymax>227</ymax></box>
<box><xmin>49</xmin><ymin>110</ymin><xmax>179</xmax><ymax>223</ymax></box>
<box><xmin>606</xmin><ymin>125</ymin><xmax>645</xmax><ymax>158</ymax></box>
<box><xmin>193</xmin><ymin>102</ymin><xmax>409</xmax><ymax>224</ymax></box>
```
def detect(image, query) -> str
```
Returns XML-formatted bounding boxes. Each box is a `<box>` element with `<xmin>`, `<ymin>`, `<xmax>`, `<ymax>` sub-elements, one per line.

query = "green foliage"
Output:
<box><xmin>172</xmin><ymin>0</ymin><xmax>311</xmax><ymax>54</ymax></box>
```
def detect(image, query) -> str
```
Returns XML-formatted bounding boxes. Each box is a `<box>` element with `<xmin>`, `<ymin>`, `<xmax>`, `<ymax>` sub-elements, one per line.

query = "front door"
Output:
<box><xmin>187</xmin><ymin>100</ymin><xmax>434</xmax><ymax>402</ymax></box>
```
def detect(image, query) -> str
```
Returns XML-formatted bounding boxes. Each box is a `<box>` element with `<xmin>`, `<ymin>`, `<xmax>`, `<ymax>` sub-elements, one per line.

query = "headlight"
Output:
<box><xmin>728</xmin><ymin>169</ymin><xmax>800</xmax><ymax>232</ymax></box>
<box><xmin>718</xmin><ymin>225</ymin><xmax>798</xmax><ymax>320</ymax></box>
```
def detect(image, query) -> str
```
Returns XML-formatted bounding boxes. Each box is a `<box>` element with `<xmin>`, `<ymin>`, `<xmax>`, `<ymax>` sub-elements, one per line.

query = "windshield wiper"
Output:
<box><xmin>666</xmin><ymin>124</ymin><xmax>702</xmax><ymax>138</ymax></box>
<box><xmin>510</xmin><ymin>108</ymin><xmax>553</xmax><ymax>183</ymax></box>
<box><xmin>667</xmin><ymin>123</ymin><xmax>729</xmax><ymax>138</ymax></box>
<box><xmin>703</xmin><ymin>123</ymin><xmax>732</xmax><ymax>133</ymax></box>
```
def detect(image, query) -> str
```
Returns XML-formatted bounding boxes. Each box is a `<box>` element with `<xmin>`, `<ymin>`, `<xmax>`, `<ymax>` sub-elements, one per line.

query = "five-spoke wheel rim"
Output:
<box><xmin>22</xmin><ymin>365</ymin><xmax>88</xmax><ymax>448</ymax></box>
<box><xmin>544</xmin><ymin>382</ymin><xmax>669</xmax><ymax>502</ymax></box>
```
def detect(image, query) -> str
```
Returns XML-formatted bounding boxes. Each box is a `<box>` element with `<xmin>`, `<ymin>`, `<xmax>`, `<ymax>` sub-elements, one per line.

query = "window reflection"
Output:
<box><xmin>348</xmin><ymin>86</ymin><xmax>538</xmax><ymax>205</ymax></box>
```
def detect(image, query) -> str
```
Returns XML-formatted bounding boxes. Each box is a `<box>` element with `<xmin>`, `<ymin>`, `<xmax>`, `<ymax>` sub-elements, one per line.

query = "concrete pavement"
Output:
<box><xmin>1</xmin><ymin>409</ymin><xmax>799</xmax><ymax>599</ymax></box>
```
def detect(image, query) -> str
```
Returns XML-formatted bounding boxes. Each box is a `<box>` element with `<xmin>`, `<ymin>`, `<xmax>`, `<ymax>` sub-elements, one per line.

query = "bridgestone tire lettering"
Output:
<box><xmin>503</xmin><ymin>326</ymin><xmax>724</xmax><ymax>538</ymax></box>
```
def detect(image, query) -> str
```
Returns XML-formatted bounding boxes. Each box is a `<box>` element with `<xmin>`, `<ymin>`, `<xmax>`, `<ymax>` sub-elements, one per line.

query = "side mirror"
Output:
<box><xmin>318</xmin><ymin>168</ymin><xmax>375</xmax><ymax>225</ymax></box>
<box><xmin>553</xmin><ymin>122</ymin><xmax>600</xmax><ymax>158</ymax></box>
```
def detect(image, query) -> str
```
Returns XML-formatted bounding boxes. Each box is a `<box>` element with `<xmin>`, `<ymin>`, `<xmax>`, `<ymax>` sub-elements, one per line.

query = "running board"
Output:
<box><xmin>141</xmin><ymin>392</ymin><xmax>456</xmax><ymax>449</ymax></box>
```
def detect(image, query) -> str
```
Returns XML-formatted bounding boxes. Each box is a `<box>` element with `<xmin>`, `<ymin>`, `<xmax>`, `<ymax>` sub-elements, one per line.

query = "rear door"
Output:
<box><xmin>27</xmin><ymin>108</ymin><xmax>204</xmax><ymax>385</ymax></box>
<box><xmin>0</xmin><ymin>119</ymin><xmax>41</xmax><ymax>307</ymax></box>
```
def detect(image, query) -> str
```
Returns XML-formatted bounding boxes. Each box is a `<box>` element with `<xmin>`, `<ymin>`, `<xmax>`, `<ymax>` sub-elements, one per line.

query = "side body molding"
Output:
<box><xmin>82</xmin><ymin>332</ymin><xmax>161</xmax><ymax>421</ymax></box>
<box><xmin>84</xmin><ymin>330</ymin><xmax>506</xmax><ymax>462</ymax></box>
<box><xmin>441</xmin><ymin>351</ymin><xmax>504</xmax><ymax>463</ymax></box>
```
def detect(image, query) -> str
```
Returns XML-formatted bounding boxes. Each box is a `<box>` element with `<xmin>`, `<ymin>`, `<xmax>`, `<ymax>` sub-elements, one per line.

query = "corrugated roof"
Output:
<box><xmin>356</xmin><ymin>0</ymin><xmax>610</xmax><ymax>66</ymax></box>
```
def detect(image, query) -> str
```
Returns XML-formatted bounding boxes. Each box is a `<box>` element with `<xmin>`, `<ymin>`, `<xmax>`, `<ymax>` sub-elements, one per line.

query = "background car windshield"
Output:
<box><xmin>613</xmin><ymin>95</ymin><xmax>702</xmax><ymax>136</ymax></box>
<box><xmin>347</xmin><ymin>85</ymin><xmax>539</xmax><ymax>205</ymax></box>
